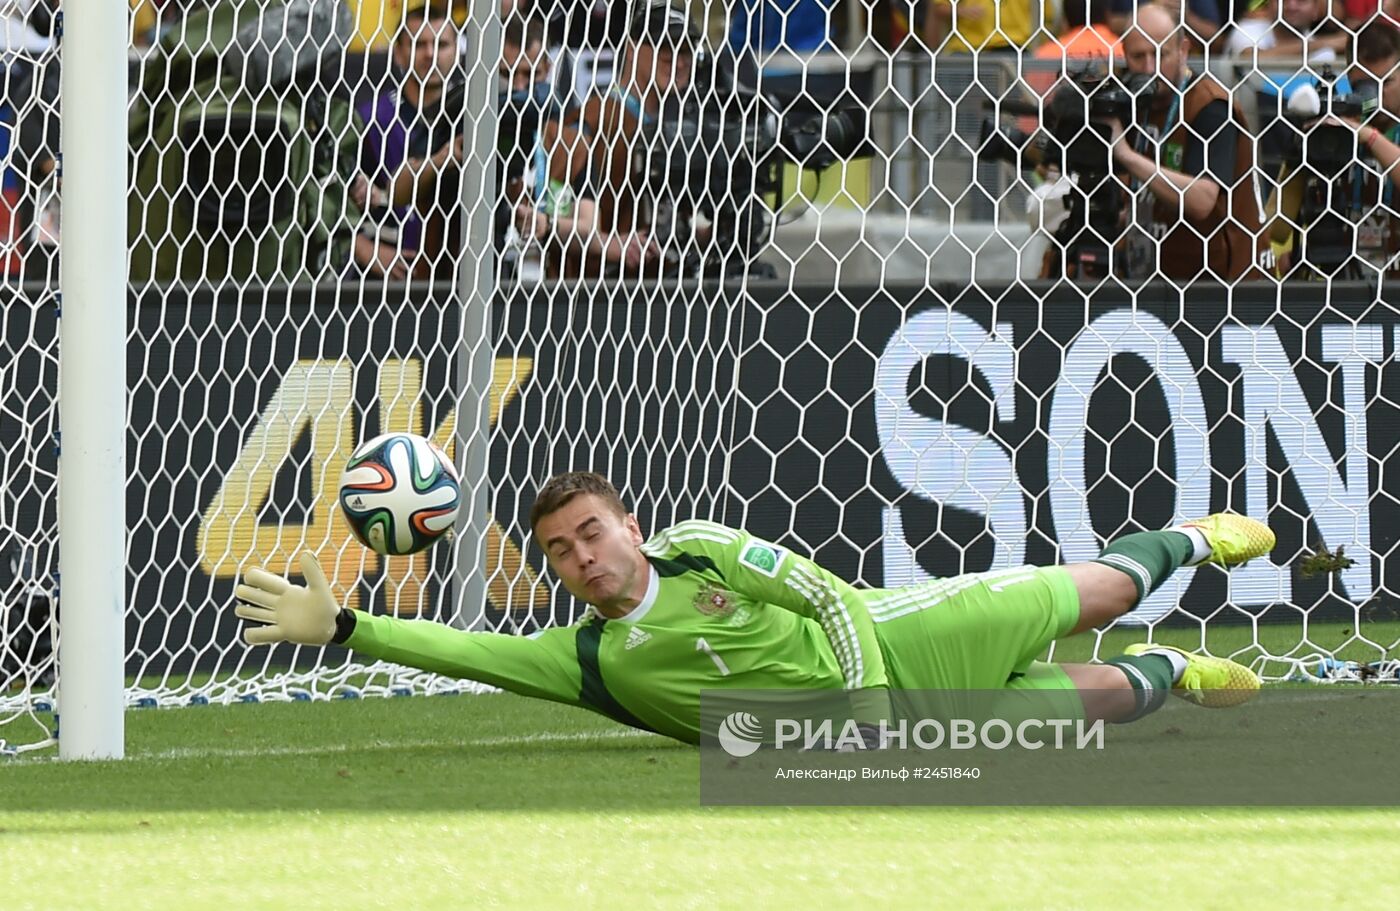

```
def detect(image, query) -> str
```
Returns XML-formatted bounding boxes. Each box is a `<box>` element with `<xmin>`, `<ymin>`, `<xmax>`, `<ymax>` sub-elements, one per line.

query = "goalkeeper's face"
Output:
<box><xmin>536</xmin><ymin>494</ymin><xmax>648</xmax><ymax>612</ymax></box>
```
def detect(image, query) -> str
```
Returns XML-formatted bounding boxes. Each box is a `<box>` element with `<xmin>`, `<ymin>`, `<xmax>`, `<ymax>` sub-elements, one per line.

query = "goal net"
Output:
<box><xmin>3</xmin><ymin>0</ymin><xmax>1399</xmax><ymax>752</ymax></box>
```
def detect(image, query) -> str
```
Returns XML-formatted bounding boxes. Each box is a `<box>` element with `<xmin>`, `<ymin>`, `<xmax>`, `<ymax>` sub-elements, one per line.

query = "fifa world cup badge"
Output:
<box><xmin>739</xmin><ymin>542</ymin><xmax>786</xmax><ymax>577</ymax></box>
<box><xmin>694</xmin><ymin>584</ymin><xmax>738</xmax><ymax>617</ymax></box>
<box><xmin>1163</xmin><ymin>141</ymin><xmax>1183</xmax><ymax>171</ymax></box>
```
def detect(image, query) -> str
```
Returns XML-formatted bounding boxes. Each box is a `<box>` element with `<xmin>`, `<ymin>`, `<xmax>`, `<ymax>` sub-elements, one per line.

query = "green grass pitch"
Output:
<box><xmin>2</xmin><ymin>618</ymin><xmax>1397</xmax><ymax>907</ymax></box>
<box><xmin>2</xmin><ymin>679</ymin><xmax>1399</xmax><ymax>911</ymax></box>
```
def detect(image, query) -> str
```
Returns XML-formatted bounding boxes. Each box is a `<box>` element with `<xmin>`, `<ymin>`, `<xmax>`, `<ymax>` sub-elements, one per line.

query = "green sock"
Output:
<box><xmin>1092</xmin><ymin>530</ymin><xmax>1196</xmax><ymax>603</ymax></box>
<box><xmin>1105</xmin><ymin>654</ymin><xmax>1174</xmax><ymax>723</ymax></box>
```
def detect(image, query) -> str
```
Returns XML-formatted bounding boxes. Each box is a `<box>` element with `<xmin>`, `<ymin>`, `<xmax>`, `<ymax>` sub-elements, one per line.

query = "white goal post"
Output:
<box><xmin>55</xmin><ymin>0</ymin><xmax>127</xmax><ymax>760</ymax></box>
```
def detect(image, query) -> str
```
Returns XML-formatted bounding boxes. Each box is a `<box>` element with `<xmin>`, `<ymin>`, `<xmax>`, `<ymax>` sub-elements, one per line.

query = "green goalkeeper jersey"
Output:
<box><xmin>341</xmin><ymin>519</ymin><xmax>1079</xmax><ymax>742</ymax></box>
<box><xmin>343</xmin><ymin>519</ymin><xmax>890</xmax><ymax>742</ymax></box>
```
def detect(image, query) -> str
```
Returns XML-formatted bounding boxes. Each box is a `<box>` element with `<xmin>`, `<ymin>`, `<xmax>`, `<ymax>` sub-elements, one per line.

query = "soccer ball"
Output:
<box><xmin>338</xmin><ymin>433</ymin><xmax>461</xmax><ymax>556</ymax></box>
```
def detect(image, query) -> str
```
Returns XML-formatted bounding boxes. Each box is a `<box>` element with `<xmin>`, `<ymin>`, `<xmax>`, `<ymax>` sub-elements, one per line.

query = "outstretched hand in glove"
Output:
<box><xmin>234</xmin><ymin>553</ymin><xmax>340</xmax><ymax>646</ymax></box>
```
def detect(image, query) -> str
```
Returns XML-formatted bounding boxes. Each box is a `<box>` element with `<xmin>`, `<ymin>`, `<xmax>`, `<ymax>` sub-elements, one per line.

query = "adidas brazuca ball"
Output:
<box><xmin>338</xmin><ymin>433</ymin><xmax>461</xmax><ymax>556</ymax></box>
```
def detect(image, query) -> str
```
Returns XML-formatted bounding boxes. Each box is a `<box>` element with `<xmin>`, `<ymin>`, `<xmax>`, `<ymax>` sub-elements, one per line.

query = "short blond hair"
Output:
<box><xmin>530</xmin><ymin>472</ymin><xmax>629</xmax><ymax>532</ymax></box>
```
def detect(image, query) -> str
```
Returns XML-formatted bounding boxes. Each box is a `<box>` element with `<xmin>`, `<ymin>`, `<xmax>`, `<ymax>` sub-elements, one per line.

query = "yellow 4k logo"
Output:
<box><xmin>196</xmin><ymin>357</ymin><xmax>546</xmax><ymax>616</ymax></box>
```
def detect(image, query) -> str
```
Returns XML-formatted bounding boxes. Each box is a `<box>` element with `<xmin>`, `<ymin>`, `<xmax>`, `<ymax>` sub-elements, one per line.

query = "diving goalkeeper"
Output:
<box><xmin>233</xmin><ymin>471</ymin><xmax>1274</xmax><ymax>743</ymax></box>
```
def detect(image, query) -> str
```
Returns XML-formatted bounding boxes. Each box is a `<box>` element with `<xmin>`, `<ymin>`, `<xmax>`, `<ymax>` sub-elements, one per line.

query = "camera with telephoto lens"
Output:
<box><xmin>634</xmin><ymin>59</ymin><xmax>872</xmax><ymax>279</ymax></box>
<box><xmin>1279</xmin><ymin>66</ymin><xmax>1384</xmax><ymax>278</ymax></box>
<box><xmin>1281</xmin><ymin>66</ymin><xmax>1374</xmax><ymax>175</ymax></box>
<box><xmin>979</xmin><ymin>67</ymin><xmax>1156</xmax><ymax>279</ymax></box>
<box><xmin>430</xmin><ymin>74</ymin><xmax>541</xmax><ymax>180</ymax></box>
<box><xmin>980</xmin><ymin>68</ymin><xmax>1155</xmax><ymax>176</ymax></box>
<box><xmin>429</xmin><ymin>72</ymin><xmax>568</xmax><ymax>256</ymax></box>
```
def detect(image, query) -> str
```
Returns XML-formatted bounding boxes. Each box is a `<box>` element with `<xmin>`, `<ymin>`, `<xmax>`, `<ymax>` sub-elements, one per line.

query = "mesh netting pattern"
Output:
<box><xmin>4</xmin><ymin>0</ymin><xmax>1400</xmax><ymax>751</ymax></box>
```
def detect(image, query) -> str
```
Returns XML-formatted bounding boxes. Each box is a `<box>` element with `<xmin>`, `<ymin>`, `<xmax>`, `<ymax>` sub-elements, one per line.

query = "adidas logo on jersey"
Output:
<box><xmin>625</xmin><ymin>626</ymin><xmax>652</xmax><ymax>650</ymax></box>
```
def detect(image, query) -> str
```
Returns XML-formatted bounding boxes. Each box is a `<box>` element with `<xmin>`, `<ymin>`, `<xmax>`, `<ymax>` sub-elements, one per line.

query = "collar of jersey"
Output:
<box><xmin>613</xmin><ymin>564</ymin><xmax>660</xmax><ymax>624</ymax></box>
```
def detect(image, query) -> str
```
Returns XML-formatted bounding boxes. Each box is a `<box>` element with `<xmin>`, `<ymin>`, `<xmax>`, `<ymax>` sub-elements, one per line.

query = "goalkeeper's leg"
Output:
<box><xmin>1004</xmin><ymin>653</ymin><xmax>1261</xmax><ymax>725</ymax></box>
<box><xmin>1066</xmin><ymin>513</ymin><xmax>1276</xmax><ymax>634</ymax></box>
<box><xmin>874</xmin><ymin>517</ymin><xmax>1272</xmax><ymax>723</ymax></box>
<box><xmin>996</xmin><ymin>662</ymin><xmax>1142</xmax><ymax>725</ymax></box>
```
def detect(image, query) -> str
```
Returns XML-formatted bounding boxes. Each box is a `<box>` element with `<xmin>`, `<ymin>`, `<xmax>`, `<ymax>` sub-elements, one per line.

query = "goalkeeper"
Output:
<box><xmin>234</xmin><ymin>472</ymin><xmax>1273</xmax><ymax>744</ymax></box>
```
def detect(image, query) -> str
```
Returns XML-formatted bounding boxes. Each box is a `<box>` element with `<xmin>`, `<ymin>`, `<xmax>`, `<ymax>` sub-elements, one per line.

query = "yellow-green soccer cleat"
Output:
<box><xmin>1183</xmin><ymin>513</ymin><xmax>1276</xmax><ymax>567</ymax></box>
<box><xmin>1124</xmin><ymin>643</ymin><xmax>1261</xmax><ymax>708</ymax></box>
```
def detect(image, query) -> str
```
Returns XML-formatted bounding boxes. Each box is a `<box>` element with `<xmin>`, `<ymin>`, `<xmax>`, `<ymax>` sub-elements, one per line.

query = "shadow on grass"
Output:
<box><xmin>0</xmin><ymin>734</ymin><xmax>702</xmax><ymax>813</ymax></box>
<box><xmin>3</xmin><ymin>690</ymin><xmax>1399</xmax><ymax>813</ymax></box>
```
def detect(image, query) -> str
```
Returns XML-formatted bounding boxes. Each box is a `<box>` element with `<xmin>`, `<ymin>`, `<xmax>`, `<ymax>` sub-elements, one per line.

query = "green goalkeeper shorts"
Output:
<box><xmin>867</xmin><ymin>565</ymin><xmax>1082</xmax><ymax>692</ymax></box>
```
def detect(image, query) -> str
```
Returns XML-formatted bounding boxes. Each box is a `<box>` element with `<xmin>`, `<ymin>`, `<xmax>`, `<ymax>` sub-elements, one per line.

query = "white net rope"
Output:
<box><xmin>4</xmin><ymin>0</ymin><xmax>1400</xmax><ymax>752</ymax></box>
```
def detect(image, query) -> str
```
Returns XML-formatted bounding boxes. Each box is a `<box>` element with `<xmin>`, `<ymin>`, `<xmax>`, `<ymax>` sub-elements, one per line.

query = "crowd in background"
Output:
<box><xmin>0</xmin><ymin>0</ymin><xmax>1398</xmax><ymax>283</ymax></box>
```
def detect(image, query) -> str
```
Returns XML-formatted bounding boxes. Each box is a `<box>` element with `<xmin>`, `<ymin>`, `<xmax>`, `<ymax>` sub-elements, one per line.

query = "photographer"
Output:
<box><xmin>524</xmin><ymin>3</ymin><xmax>703</xmax><ymax>279</ymax></box>
<box><xmin>1111</xmin><ymin>3</ymin><xmax>1262</xmax><ymax>281</ymax></box>
<box><xmin>352</xmin><ymin>0</ymin><xmax>465</xmax><ymax>281</ymax></box>
<box><xmin>1264</xmin><ymin>24</ymin><xmax>1400</xmax><ymax>276</ymax></box>
<box><xmin>1349</xmin><ymin>29</ymin><xmax>1400</xmax><ymax>186</ymax></box>
<box><xmin>498</xmin><ymin>16</ymin><xmax>564</xmax><ymax>271</ymax></box>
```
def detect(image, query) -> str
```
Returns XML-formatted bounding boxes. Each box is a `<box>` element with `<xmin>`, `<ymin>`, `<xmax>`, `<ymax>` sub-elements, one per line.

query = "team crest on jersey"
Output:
<box><xmin>694</xmin><ymin>584</ymin><xmax>739</xmax><ymax>617</ymax></box>
<box><xmin>739</xmin><ymin>542</ymin><xmax>786</xmax><ymax>577</ymax></box>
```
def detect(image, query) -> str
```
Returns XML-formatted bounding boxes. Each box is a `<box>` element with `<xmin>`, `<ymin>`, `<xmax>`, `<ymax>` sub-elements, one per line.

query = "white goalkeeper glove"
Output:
<box><xmin>234</xmin><ymin>553</ymin><xmax>340</xmax><ymax>646</ymax></box>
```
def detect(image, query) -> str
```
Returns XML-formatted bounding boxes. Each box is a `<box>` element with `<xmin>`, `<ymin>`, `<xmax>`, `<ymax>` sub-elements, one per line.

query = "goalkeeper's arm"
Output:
<box><xmin>234</xmin><ymin>554</ymin><xmax>584</xmax><ymax>706</ymax></box>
